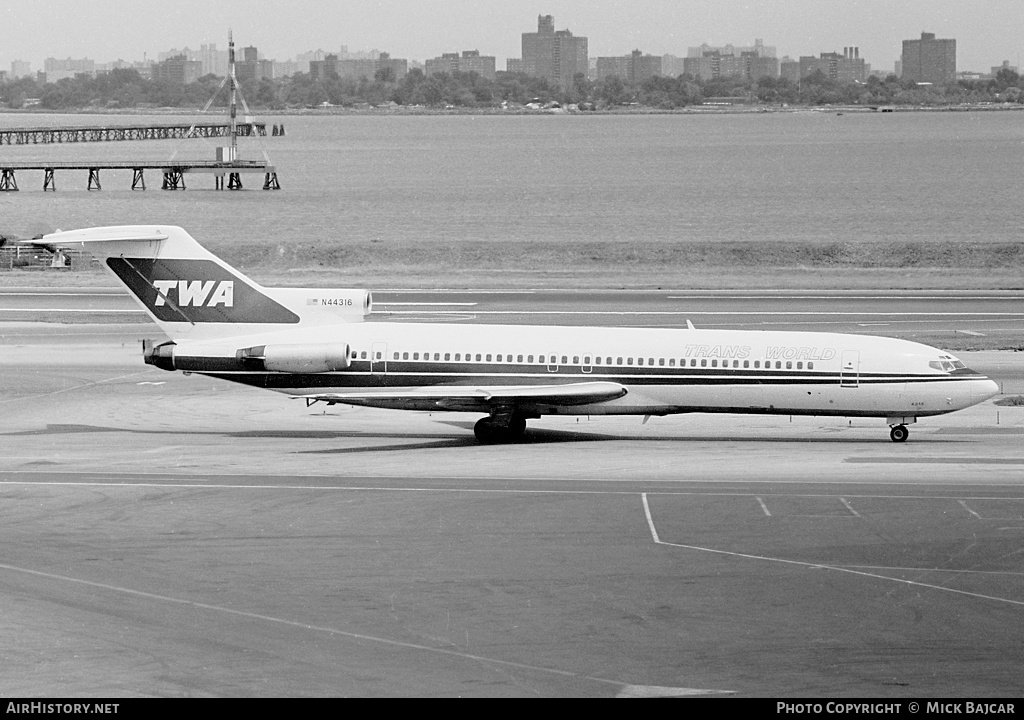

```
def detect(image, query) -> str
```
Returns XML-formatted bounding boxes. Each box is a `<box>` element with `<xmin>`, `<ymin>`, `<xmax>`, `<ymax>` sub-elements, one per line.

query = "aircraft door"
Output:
<box><xmin>371</xmin><ymin>342</ymin><xmax>388</xmax><ymax>376</ymax></box>
<box><xmin>840</xmin><ymin>350</ymin><xmax>859</xmax><ymax>388</ymax></box>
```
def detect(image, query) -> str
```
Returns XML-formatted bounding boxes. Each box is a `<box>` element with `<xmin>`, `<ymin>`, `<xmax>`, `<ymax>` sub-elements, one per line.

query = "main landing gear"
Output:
<box><xmin>889</xmin><ymin>424</ymin><xmax>909</xmax><ymax>443</ymax></box>
<box><xmin>473</xmin><ymin>414</ymin><xmax>528</xmax><ymax>444</ymax></box>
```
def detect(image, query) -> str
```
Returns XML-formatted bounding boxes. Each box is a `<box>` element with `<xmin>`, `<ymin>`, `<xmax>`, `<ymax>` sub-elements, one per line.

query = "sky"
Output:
<box><xmin>2</xmin><ymin>0</ymin><xmax>1021</xmax><ymax>74</ymax></box>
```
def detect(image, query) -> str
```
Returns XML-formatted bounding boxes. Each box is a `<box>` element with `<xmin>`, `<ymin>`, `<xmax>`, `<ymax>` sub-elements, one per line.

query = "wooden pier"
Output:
<box><xmin>0</xmin><ymin>161</ymin><xmax>279</xmax><ymax>191</ymax></box>
<box><xmin>0</xmin><ymin>123</ymin><xmax>267</xmax><ymax>145</ymax></box>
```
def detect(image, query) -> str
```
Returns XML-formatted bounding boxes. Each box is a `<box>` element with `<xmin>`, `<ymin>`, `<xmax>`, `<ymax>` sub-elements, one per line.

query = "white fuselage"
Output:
<box><xmin>185</xmin><ymin>321</ymin><xmax>999</xmax><ymax>421</ymax></box>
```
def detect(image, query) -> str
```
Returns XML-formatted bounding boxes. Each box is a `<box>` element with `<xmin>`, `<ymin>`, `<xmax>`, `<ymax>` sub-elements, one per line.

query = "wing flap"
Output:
<box><xmin>295</xmin><ymin>381</ymin><xmax>628</xmax><ymax>409</ymax></box>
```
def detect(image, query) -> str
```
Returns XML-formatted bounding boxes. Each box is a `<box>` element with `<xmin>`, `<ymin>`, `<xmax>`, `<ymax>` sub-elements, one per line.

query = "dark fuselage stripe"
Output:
<box><xmin>196</xmin><ymin>363</ymin><xmax>987</xmax><ymax>390</ymax></box>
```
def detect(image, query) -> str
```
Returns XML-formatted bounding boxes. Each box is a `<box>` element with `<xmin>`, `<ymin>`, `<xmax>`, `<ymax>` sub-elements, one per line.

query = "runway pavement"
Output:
<box><xmin>3</xmin><ymin>286</ymin><xmax>1024</xmax><ymax>341</ymax></box>
<box><xmin>1</xmin><ymin>320</ymin><xmax>1023</xmax><ymax>696</ymax></box>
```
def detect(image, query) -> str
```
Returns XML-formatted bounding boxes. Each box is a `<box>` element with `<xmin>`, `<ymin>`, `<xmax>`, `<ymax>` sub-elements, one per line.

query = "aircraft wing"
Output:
<box><xmin>295</xmin><ymin>381</ymin><xmax>628</xmax><ymax>412</ymax></box>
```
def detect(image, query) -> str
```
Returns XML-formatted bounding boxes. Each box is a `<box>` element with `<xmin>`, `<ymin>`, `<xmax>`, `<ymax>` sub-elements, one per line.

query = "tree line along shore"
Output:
<box><xmin>1</xmin><ymin>65</ymin><xmax>1022</xmax><ymax>111</ymax></box>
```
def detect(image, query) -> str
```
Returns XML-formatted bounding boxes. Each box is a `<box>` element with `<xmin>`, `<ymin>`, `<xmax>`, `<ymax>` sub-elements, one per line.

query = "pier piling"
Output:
<box><xmin>0</xmin><ymin>161</ymin><xmax>277</xmax><ymax>191</ymax></box>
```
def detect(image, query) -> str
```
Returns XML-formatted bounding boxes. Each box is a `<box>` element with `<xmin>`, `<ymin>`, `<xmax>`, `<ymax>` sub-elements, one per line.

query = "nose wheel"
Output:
<box><xmin>889</xmin><ymin>424</ymin><xmax>909</xmax><ymax>443</ymax></box>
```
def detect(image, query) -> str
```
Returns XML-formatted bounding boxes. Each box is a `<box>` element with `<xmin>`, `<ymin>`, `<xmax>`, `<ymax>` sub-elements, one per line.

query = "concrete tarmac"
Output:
<box><xmin>4</xmin><ymin>286</ymin><xmax>1024</xmax><ymax>340</ymax></box>
<box><xmin>2</xmin><ymin>326</ymin><xmax>1024</xmax><ymax>697</ymax></box>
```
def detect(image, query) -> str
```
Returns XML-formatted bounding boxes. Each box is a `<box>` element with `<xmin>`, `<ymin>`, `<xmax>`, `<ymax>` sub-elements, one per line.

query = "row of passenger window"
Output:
<box><xmin>354</xmin><ymin>350</ymin><xmax>816</xmax><ymax>371</ymax></box>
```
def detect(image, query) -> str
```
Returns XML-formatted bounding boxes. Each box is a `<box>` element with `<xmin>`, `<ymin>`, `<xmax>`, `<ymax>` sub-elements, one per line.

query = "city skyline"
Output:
<box><xmin>3</xmin><ymin>0</ymin><xmax>1021</xmax><ymax>76</ymax></box>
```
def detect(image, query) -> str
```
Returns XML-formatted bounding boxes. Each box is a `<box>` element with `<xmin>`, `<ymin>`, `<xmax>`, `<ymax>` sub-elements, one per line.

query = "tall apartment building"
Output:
<box><xmin>596</xmin><ymin>50</ymin><xmax>662</xmax><ymax>83</ymax></box>
<box><xmin>506</xmin><ymin>58</ymin><xmax>524</xmax><ymax>74</ymax></box>
<box><xmin>901</xmin><ymin>32</ymin><xmax>956</xmax><ymax>84</ymax></box>
<box><xmin>799</xmin><ymin>47</ymin><xmax>867</xmax><ymax>83</ymax></box>
<box><xmin>425</xmin><ymin>50</ymin><xmax>496</xmax><ymax>80</ymax></box>
<box><xmin>661</xmin><ymin>55</ymin><xmax>686</xmax><ymax>78</ymax></box>
<box><xmin>521</xmin><ymin>14</ymin><xmax>588</xmax><ymax>90</ymax></box>
<box><xmin>199</xmin><ymin>44</ymin><xmax>227</xmax><ymax>77</ymax></box>
<box><xmin>309</xmin><ymin>54</ymin><xmax>337</xmax><ymax>82</ymax></box>
<box><xmin>337</xmin><ymin>52</ymin><xmax>408</xmax><ymax>81</ymax></box>
<box><xmin>683</xmin><ymin>51</ymin><xmax>778</xmax><ymax>81</ymax></box>
<box><xmin>682</xmin><ymin>39</ymin><xmax>777</xmax><ymax>81</ymax></box>
<box><xmin>687</xmin><ymin>39</ymin><xmax>775</xmax><ymax>60</ymax></box>
<box><xmin>235</xmin><ymin>46</ymin><xmax>260</xmax><ymax>82</ymax></box>
<box><xmin>153</xmin><ymin>55</ymin><xmax>203</xmax><ymax>84</ymax></box>
<box><xmin>297</xmin><ymin>50</ymin><xmax>329</xmax><ymax>75</ymax></box>
<box><xmin>780</xmin><ymin>57</ymin><xmax>800</xmax><ymax>83</ymax></box>
<box><xmin>991</xmin><ymin>60</ymin><xmax>1019</xmax><ymax>77</ymax></box>
<box><xmin>44</xmin><ymin>57</ymin><xmax>96</xmax><ymax>82</ymax></box>
<box><xmin>10</xmin><ymin>61</ymin><xmax>32</xmax><ymax>79</ymax></box>
<box><xmin>160</xmin><ymin>45</ymin><xmax>227</xmax><ymax>78</ymax></box>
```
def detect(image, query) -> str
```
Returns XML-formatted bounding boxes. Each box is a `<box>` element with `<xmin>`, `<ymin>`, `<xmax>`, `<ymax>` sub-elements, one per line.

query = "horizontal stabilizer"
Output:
<box><xmin>39</xmin><ymin>227</ymin><xmax>170</xmax><ymax>245</ymax></box>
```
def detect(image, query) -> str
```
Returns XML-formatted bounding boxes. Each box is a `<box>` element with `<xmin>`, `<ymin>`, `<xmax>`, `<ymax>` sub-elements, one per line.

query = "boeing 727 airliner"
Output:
<box><xmin>35</xmin><ymin>226</ymin><xmax>1000</xmax><ymax>444</ymax></box>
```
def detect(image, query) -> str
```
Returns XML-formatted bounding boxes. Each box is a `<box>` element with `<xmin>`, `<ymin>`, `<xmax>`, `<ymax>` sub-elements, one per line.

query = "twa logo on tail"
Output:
<box><xmin>154</xmin><ymin>280</ymin><xmax>234</xmax><ymax>308</ymax></box>
<box><xmin>106</xmin><ymin>257</ymin><xmax>300</xmax><ymax>325</ymax></box>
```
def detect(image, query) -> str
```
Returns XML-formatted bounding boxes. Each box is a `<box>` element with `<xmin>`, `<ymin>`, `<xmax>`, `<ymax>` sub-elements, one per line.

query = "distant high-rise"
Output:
<box><xmin>199</xmin><ymin>44</ymin><xmax>226</xmax><ymax>77</ymax></box>
<box><xmin>681</xmin><ymin>39</ymin><xmax>778</xmax><ymax>81</ymax></box>
<box><xmin>10</xmin><ymin>60</ymin><xmax>32</xmax><ymax>79</ymax></box>
<box><xmin>597</xmin><ymin>50</ymin><xmax>662</xmax><ymax>84</ymax></box>
<box><xmin>799</xmin><ymin>47</ymin><xmax>867</xmax><ymax>83</ymax></box>
<box><xmin>235</xmin><ymin>46</ymin><xmax>260</xmax><ymax>82</ymax></box>
<box><xmin>336</xmin><ymin>52</ymin><xmax>408</xmax><ymax>81</ymax></box>
<box><xmin>309</xmin><ymin>54</ymin><xmax>338</xmax><ymax>82</ymax></box>
<box><xmin>901</xmin><ymin>32</ymin><xmax>956</xmax><ymax>84</ymax></box>
<box><xmin>521</xmin><ymin>14</ymin><xmax>588</xmax><ymax>91</ymax></box>
<box><xmin>153</xmin><ymin>55</ymin><xmax>203</xmax><ymax>84</ymax></box>
<box><xmin>687</xmin><ymin>39</ymin><xmax>775</xmax><ymax>59</ymax></box>
<box><xmin>426</xmin><ymin>50</ymin><xmax>496</xmax><ymax>80</ymax></box>
<box><xmin>780</xmin><ymin>57</ymin><xmax>801</xmax><ymax>83</ymax></box>
<box><xmin>660</xmin><ymin>55</ymin><xmax>686</xmax><ymax>78</ymax></box>
<box><xmin>991</xmin><ymin>60</ymin><xmax>1019</xmax><ymax>77</ymax></box>
<box><xmin>683</xmin><ymin>50</ymin><xmax>778</xmax><ymax>81</ymax></box>
<box><xmin>43</xmin><ymin>57</ymin><xmax>96</xmax><ymax>82</ymax></box>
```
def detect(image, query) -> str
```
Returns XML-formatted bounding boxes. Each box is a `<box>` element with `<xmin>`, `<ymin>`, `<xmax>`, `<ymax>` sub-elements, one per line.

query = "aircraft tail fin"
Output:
<box><xmin>39</xmin><ymin>226</ymin><xmax>368</xmax><ymax>340</ymax></box>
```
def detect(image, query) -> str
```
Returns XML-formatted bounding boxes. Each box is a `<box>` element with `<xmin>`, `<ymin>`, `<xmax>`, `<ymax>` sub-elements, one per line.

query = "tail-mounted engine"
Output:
<box><xmin>143</xmin><ymin>339</ymin><xmax>352</xmax><ymax>374</ymax></box>
<box><xmin>236</xmin><ymin>343</ymin><xmax>351</xmax><ymax>373</ymax></box>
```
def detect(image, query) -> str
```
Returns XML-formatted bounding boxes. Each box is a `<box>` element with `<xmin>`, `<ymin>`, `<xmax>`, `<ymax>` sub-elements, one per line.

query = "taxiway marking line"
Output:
<box><xmin>840</xmin><ymin>498</ymin><xmax>862</xmax><ymax>517</ymax></box>
<box><xmin>756</xmin><ymin>497</ymin><xmax>772</xmax><ymax>516</ymax></box>
<box><xmin>958</xmin><ymin>500</ymin><xmax>984</xmax><ymax>519</ymax></box>
<box><xmin>641</xmin><ymin>493</ymin><xmax>661</xmax><ymax>543</ymax></box>
<box><xmin>667</xmin><ymin>295</ymin><xmax>1024</xmax><ymax>301</ymax></box>
<box><xmin>0</xmin><ymin>560</ymin><xmax>628</xmax><ymax>691</ymax></box>
<box><xmin>0</xmin><ymin>308</ymin><xmax>145</xmax><ymax>313</ymax></box>
<box><xmin>842</xmin><ymin>565</ymin><xmax>1024</xmax><ymax>577</ymax></box>
<box><xmin>375</xmin><ymin>310</ymin><xmax>1024</xmax><ymax>316</ymax></box>
<box><xmin>0</xmin><ymin>368</ymin><xmax>157</xmax><ymax>405</ymax></box>
<box><xmin>2</xmin><ymin>476</ymin><xmax>1024</xmax><ymax>497</ymax></box>
<box><xmin>641</xmin><ymin>496</ymin><xmax>1024</xmax><ymax>608</ymax></box>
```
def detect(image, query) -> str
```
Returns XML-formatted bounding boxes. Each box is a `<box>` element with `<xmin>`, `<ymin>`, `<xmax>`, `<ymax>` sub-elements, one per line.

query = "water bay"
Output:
<box><xmin>1</xmin><ymin>110</ymin><xmax>1021</xmax><ymax>286</ymax></box>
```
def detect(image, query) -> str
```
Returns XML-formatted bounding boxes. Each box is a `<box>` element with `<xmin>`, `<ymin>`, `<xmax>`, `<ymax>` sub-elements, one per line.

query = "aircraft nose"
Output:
<box><xmin>973</xmin><ymin>379</ymin><xmax>1000</xmax><ymax>404</ymax></box>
